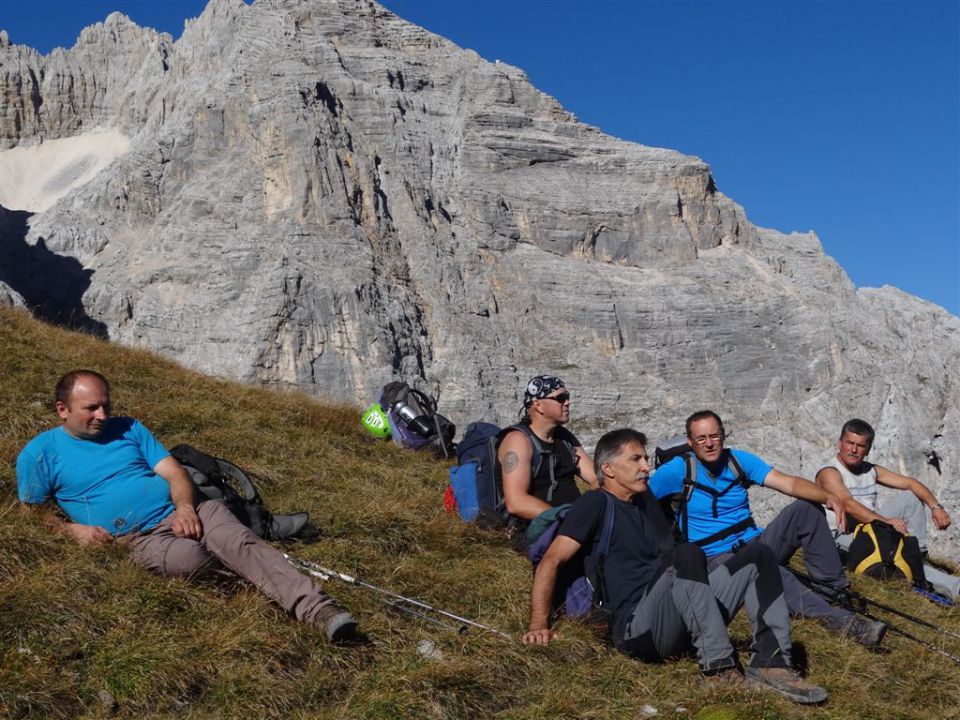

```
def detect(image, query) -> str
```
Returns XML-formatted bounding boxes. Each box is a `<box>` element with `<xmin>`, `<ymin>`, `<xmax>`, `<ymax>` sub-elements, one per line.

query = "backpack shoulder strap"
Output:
<box><xmin>215</xmin><ymin>458</ymin><xmax>262</xmax><ymax>504</ymax></box>
<box><xmin>590</xmin><ymin>492</ymin><xmax>618</xmax><ymax>606</ymax></box>
<box><xmin>677</xmin><ymin>452</ymin><xmax>697</xmax><ymax>541</ymax></box>
<box><xmin>506</xmin><ymin>423</ymin><xmax>552</xmax><ymax>478</ymax></box>
<box><xmin>408</xmin><ymin>388</ymin><xmax>437</xmax><ymax>415</ymax></box>
<box><xmin>726</xmin><ymin>451</ymin><xmax>750</xmax><ymax>487</ymax></box>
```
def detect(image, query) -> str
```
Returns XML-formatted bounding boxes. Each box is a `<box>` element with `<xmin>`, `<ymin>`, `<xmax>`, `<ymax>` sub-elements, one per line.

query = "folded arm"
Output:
<box><xmin>154</xmin><ymin>456</ymin><xmax>203</xmax><ymax>540</ymax></box>
<box><xmin>20</xmin><ymin>502</ymin><xmax>112</xmax><ymax>546</ymax></box>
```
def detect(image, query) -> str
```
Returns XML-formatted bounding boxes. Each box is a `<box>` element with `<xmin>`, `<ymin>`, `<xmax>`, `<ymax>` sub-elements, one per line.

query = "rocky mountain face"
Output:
<box><xmin>1</xmin><ymin>0</ymin><xmax>957</xmax><ymax>557</ymax></box>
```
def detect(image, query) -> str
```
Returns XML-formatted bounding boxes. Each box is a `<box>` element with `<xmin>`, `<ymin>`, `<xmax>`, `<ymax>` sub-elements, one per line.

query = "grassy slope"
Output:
<box><xmin>1</xmin><ymin>305</ymin><xmax>958</xmax><ymax>720</ymax></box>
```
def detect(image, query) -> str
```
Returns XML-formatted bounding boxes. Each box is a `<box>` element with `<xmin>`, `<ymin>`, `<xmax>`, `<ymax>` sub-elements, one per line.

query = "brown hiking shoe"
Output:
<box><xmin>704</xmin><ymin>667</ymin><xmax>746</xmax><ymax>688</ymax></box>
<box><xmin>314</xmin><ymin>603</ymin><xmax>358</xmax><ymax>643</ymax></box>
<box><xmin>744</xmin><ymin>666</ymin><xmax>828</xmax><ymax>705</ymax></box>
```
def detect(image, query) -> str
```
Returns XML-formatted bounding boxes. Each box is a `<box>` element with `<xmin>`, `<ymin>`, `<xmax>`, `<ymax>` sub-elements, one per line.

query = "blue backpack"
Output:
<box><xmin>449</xmin><ymin>422</ymin><xmax>504</xmax><ymax>527</ymax></box>
<box><xmin>448</xmin><ymin>422</ymin><xmax>577</xmax><ymax>529</ymax></box>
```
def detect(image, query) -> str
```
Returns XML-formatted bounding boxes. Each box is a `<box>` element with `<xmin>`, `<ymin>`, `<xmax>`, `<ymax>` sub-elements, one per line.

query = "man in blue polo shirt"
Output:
<box><xmin>17</xmin><ymin>369</ymin><xmax>358</xmax><ymax>643</ymax></box>
<box><xmin>649</xmin><ymin>410</ymin><xmax>886</xmax><ymax>647</ymax></box>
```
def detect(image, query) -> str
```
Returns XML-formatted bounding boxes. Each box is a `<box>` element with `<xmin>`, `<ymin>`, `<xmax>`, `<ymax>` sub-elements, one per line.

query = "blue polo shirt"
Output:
<box><xmin>17</xmin><ymin>417</ymin><xmax>174</xmax><ymax>535</ymax></box>
<box><xmin>649</xmin><ymin>448</ymin><xmax>772</xmax><ymax>556</ymax></box>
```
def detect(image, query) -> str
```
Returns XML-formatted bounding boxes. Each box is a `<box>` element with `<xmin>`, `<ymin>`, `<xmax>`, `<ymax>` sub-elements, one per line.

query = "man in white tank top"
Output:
<box><xmin>815</xmin><ymin>418</ymin><xmax>957</xmax><ymax>598</ymax></box>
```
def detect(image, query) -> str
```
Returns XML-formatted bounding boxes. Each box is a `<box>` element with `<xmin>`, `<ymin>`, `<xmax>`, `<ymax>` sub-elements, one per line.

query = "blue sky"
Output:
<box><xmin>3</xmin><ymin>0</ymin><xmax>958</xmax><ymax>315</ymax></box>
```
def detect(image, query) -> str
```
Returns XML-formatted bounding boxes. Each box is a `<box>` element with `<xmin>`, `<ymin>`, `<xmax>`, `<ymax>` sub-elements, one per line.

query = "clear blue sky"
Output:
<box><xmin>3</xmin><ymin>0</ymin><xmax>958</xmax><ymax>315</ymax></box>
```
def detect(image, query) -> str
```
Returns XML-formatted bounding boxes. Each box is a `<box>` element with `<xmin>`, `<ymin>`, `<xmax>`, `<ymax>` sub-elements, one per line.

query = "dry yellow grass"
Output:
<box><xmin>1</xmin><ymin>305</ymin><xmax>959</xmax><ymax>719</ymax></box>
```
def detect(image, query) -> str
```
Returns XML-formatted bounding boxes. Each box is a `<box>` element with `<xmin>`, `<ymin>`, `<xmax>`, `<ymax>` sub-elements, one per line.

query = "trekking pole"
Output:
<box><xmin>881</xmin><ymin>621</ymin><xmax>960</xmax><ymax>667</ymax></box>
<box><xmin>788</xmin><ymin>567</ymin><xmax>960</xmax><ymax>642</ymax></box>
<box><xmin>381</xmin><ymin>599</ymin><xmax>469</xmax><ymax>635</ymax></box>
<box><xmin>284</xmin><ymin>554</ymin><xmax>512</xmax><ymax>639</ymax></box>
<box><xmin>913</xmin><ymin>584</ymin><xmax>955</xmax><ymax>607</ymax></box>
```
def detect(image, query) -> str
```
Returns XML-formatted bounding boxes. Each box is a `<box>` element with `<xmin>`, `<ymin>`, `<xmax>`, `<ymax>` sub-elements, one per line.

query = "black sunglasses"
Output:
<box><xmin>541</xmin><ymin>393</ymin><xmax>571</xmax><ymax>404</ymax></box>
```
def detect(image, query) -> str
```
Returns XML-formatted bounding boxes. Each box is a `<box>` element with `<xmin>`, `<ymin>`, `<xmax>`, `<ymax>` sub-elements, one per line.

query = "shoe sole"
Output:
<box><xmin>744</xmin><ymin>673</ymin><xmax>828</xmax><ymax>705</ymax></box>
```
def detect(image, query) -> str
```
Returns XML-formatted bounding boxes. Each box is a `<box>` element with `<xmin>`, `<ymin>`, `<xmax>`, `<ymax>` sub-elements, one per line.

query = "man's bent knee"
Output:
<box><xmin>673</xmin><ymin>542</ymin><xmax>709</xmax><ymax>583</ymax></box>
<box><xmin>724</xmin><ymin>540</ymin><xmax>775</xmax><ymax>574</ymax></box>
<box><xmin>130</xmin><ymin>534</ymin><xmax>219</xmax><ymax>578</ymax></box>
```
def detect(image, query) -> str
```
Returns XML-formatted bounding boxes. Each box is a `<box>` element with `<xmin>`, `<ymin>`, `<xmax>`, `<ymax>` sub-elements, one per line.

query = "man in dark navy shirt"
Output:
<box><xmin>523</xmin><ymin>428</ymin><xmax>828</xmax><ymax>705</ymax></box>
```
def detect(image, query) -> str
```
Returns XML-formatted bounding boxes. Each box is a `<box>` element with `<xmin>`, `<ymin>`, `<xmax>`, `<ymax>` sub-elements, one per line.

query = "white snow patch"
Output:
<box><xmin>0</xmin><ymin>128</ymin><xmax>131</xmax><ymax>213</ymax></box>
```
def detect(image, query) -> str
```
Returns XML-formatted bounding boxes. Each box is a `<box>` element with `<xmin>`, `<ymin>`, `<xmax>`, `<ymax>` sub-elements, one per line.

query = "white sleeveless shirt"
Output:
<box><xmin>819</xmin><ymin>456</ymin><xmax>878</xmax><ymax>531</ymax></box>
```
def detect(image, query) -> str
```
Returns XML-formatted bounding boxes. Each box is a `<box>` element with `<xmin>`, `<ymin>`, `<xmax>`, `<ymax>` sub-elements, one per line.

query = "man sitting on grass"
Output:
<box><xmin>816</xmin><ymin>418</ymin><xmax>958</xmax><ymax>599</ymax></box>
<box><xmin>17</xmin><ymin>369</ymin><xmax>358</xmax><ymax>643</ymax></box>
<box><xmin>649</xmin><ymin>410</ymin><xmax>886</xmax><ymax>647</ymax></box>
<box><xmin>523</xmin><ymin>428</ymin><xmax>828</xmax><ymax>705</ymax></box>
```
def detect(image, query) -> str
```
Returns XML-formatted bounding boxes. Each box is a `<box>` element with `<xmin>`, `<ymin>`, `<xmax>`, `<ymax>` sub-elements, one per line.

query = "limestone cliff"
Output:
<box><xmin>1</xmin><ymin>0</ymin><xmax>957</xmax><ymax>557</ymax></box>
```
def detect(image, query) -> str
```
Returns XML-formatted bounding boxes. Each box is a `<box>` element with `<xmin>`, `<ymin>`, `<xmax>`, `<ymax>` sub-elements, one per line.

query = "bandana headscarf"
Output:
<box><xmin>521</xmin><ymin>375</ymin><xmax>566</xmax><ymax>417</ymax></box>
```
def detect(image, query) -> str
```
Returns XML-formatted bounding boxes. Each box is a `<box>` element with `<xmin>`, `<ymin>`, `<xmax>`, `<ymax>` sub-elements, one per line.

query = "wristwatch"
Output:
<box><xmin>931</xmin><ymin>503</ymin><xmax>945</xmax><ymax>511</ymax></box>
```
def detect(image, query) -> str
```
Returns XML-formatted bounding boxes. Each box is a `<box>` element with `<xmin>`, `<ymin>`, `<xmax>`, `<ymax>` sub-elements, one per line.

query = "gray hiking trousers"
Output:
<box><xmin>755</xmin><ymin>499</ymin><xmax>853</xmax><ymax>625</ymax></box>
<box><xmin>833</xmin><ymin>492</ymin><xmax>960</xmax><ymax>599</ymax></box>
<box><xmin>619</xmin><ymin>542</ymin><xmax>792</xmax><ymax>672</ymax></box>
<box><xmin>124</xmin><ymin>499</ymin><xmax>338</xmax><ymax>625</ymax></box>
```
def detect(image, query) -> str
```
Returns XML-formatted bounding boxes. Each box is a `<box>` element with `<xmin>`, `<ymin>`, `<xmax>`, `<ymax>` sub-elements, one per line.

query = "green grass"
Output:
<box><xmin>2</xmin><ymin>305</ymin><xmax>959</xmax><ymax>719</ymax></box>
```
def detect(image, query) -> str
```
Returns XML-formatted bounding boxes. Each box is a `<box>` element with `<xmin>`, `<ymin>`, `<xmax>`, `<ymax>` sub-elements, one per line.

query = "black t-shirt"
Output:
<box><xmin>559</xmin><ymin>489</ymin><xmax>667</xmax><ymax>641</ymax></box>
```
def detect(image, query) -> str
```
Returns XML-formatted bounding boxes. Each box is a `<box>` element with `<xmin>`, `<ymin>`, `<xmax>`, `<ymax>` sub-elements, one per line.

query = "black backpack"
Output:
<box><xmin>846</xmin><ymin>520</ymin><xmax>928</xmax><ymax>587</ymax></box>
<box><xmin>170</xmin><ymin>444</ymin><xmax>315</xmax><ymax>541</ymax></box>
<box><xmin>380</xmin><ymin>381</ymin><xmax>456</xmax><ymax>458</ymax></box>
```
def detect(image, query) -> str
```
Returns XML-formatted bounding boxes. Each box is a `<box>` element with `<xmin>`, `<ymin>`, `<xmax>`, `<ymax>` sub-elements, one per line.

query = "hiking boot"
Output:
<box><xmin>842</xmin><ymin>616</ymin><xmax>887</xmax><ymax>647</ymax></box>
<box><xmin>314</xmin><ymin>603</ymin><xmax>358</xmax><ymax>643</ymax></box>
<box><xmin>743</xmin><ymin>666</ymin><xmax>828</xmax><ymax>705</ymax></box>
<box><xmin>703</xmin><ymin>667</ymin><xmax>746</xmax><ymax>688</ymax></box>
<box><xmin>824</xmin><ymin>615</ymin><xmax>887</xmax><ymax>648</ymax></box>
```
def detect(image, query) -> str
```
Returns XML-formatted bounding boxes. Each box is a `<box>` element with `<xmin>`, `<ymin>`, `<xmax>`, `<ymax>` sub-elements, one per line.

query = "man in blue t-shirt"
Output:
<box><xmin>17</xmin><ymin>369</ymin><xmax>358</xmax><ymax>643</ymax></box>
<box><xmin>523</xmin><ymin>428</ymin><xmax>828</xmax><ymax>704</ymax></box>
<box><xmin>649</xmin><ymin>410</ymin><xmax>886</xmax><ymax>647</ymax></box>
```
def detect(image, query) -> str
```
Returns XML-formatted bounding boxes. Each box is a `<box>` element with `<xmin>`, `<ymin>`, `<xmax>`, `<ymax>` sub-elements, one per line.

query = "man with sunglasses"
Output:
<box><xmin>497</xmin><ymin>375</ymin><xmax>597</xmax><ymax>532</ymax></box>
<box><xmin>648</xmin><ymin>410</ymin><xmax>887</xmax><ymax>647</ymax></box>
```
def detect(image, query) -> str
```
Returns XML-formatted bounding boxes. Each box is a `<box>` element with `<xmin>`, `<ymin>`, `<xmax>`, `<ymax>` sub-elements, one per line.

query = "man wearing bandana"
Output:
<box><xmin>497</xmin><ymin>375</ymin><xmax>597</xmax><ymax>531</ymax></box>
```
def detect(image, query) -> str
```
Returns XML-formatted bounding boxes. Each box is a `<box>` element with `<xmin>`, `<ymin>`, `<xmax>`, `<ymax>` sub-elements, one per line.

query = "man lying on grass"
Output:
<box><xmin>16</xmin><ymin>369</ymin><xmax>358</xmax><ymax>643</ymax></box>
<box><xmin>522</xmin><ymin>428</ymin><xmax>828</xmax><ymax>705</ymax></box>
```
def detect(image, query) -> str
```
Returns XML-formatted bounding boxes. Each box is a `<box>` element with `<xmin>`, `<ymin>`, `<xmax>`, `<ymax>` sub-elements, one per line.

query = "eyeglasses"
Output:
<box><xmin>541</xmin><ymin>393</ymin><xmax>571</xmax><ymax>404</ymax></box>
<box><xmin>690</xmin><ymin>433</ymin><xmax>723</xmax><ymax>445</ymax></box>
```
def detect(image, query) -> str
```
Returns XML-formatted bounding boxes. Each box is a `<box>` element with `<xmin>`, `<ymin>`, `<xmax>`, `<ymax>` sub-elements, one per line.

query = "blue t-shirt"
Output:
<box><xmin>17</xmin><ymin>417</ymin><xmax>175</xmax><ymax>535</ymax></box>
<box><xmin>649</xmin><ymin>448</ymin><xmax>772</xmax><ymax>556</ymax></box>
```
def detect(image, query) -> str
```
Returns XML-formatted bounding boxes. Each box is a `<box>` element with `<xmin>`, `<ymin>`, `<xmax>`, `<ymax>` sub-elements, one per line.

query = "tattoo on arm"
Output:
<box><xmin>503</xmin><ymin>451</ymin><xmax>519</xmax><ymax>474</ymax></box>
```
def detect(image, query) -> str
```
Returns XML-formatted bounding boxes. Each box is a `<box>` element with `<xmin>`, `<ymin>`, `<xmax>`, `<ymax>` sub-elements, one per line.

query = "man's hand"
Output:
<box><xmin>522</xmin><ymin>626</ymin><xmax>554</xmax><ymax>645</ymax></box>
<box><xmin>932</xmin><ymin>506</ymin><xmax>952</xmax><ymax>531</ymax></box>
<box><xmin>62</xmin><ymin>522</ymin><xmax>112</xmax><ymax>546</ymax></box>
<box><xmin>171</xmin><ymin>505</ymin><xmax>203</xmax><ymax>540</ymax></box>
<box><xmin>884</xmin><ymin>516</ymin><xmax>910</xmax><ymax>535</ymax></box>
<box><xmin>823</xmin><ymin>493</ymin><xmax>846</xmax><ymax>533</ymax></box>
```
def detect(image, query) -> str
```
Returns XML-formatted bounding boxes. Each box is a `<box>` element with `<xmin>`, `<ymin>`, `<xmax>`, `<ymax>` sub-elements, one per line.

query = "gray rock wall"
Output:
<box><xmin>1</xmin><ymin>0</ymin><xmax>957</xmax><ymax>558</ymax></box>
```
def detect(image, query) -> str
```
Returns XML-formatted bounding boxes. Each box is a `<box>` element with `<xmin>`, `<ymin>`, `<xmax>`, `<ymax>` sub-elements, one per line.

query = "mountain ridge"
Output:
<box><xmin>1</xmin><ymin>0</ymin><xmax>956</xmax><ymax>558</ymax></box>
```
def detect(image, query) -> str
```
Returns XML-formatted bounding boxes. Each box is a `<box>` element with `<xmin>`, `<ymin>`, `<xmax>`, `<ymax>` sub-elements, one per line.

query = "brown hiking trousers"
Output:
<box><xmin>124</xmin><ymin>499</ymin><xmax>337</xmax><ymax>624</ymax></box>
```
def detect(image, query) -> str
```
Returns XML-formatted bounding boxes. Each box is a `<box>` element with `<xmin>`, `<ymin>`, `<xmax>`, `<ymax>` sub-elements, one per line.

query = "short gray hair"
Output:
<box><xmin>593</xmin><ymin>428</ymin><xmax>648</xmax><ymax>486</ymax></box>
